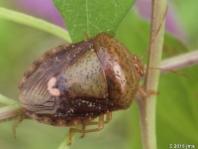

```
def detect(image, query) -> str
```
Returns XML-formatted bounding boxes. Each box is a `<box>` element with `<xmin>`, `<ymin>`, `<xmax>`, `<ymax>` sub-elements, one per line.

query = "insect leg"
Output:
<box><xmin>80</xmin><ymin>123</ymin><xmax>86</xmax><ymax>138</ymax></box>
<box><xmin>67</xmin><ymin>115</ymin><xmax>105</xmax><ymax>144</ymax></box>
<box><xmin>86</xmin><ymin>112</ymin><xmax>112</xmax><ymax>125</ymax></box>
<box><xmin>136</xmin><ymin>86</ymin><xmax>159</xmax><ymax>99</ymax></box>
<box><xmin>105</xmin><ymin>111</ymin><xmax>112</xmax><ymax>123</ymax></box>
<box><xmin>81</xmin><ymin>114</ymin><xmax>105</xmax><ymax>137</ymax></box>
<box><xmin>67</xmin><ymin>127</ymin><xmax>74</xmax><ymax>145</ymax></box>
<box><xmin>12</xmin><ymin>111</ymin><xmax>26</xmax><ymax>138</ymax></box>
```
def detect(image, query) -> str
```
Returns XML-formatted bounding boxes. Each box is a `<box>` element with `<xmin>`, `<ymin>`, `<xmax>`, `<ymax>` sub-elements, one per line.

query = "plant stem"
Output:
<box><xmin>58</xmin><ymin>141</ymin><xmax>70</xmax><ymax>149</ymax></box>
<box><xmin>137</xmin><ymin>0</ymin><xmax>167</xmax><ymax>149</ymax></box>
<box><xmin>0</xmin><ymin>94</ymin><xmax>18</xmax><ymax>105</ymax></box>
<box><xmin>161</xmin><ymin>50</ymin><xmax>198</xmax><ymax>72</ymax></box>
<box><xmin>0</xmin><ymin>94</ymin><xmax>20</xmax><ymax>122</ymax></box>
<box><xmin>0</xmin><ymin>7</ymin><xmax>72</xmax><ymax>43</ymax></box>
<box><xmin>0</xmin><ymin>104</ymin><xmax>21</xmax><ymax>122</ymax></box>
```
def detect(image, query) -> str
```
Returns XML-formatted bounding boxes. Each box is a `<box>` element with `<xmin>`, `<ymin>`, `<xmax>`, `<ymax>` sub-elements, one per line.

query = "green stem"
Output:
<box><xmin>0</xmin><ymin>104</ymin><xmax>21</xmax><ymax>122</ymax></box>
<box><xmin>0</xmin><ymin>94</ymin><xmax>18</xmax><ymax>105</ymax></box>
<box><xmin>138</xmin><ymin>0</ymin><xmax>167</xmax><ymax>149</ymax></box>
<box><xmin>0</xmin><ymin>7</ymin><xmax>72</xmax><ymax>43</ymax></box>
<box><xmin>58</xmin><ymin>141</ymin><xmax>70</xmax><ymax>149</ymax></box>
<box><xmin>0</xmin><ymin>94</ymin><xmax>20</xmax><ymax>122</ymax></box>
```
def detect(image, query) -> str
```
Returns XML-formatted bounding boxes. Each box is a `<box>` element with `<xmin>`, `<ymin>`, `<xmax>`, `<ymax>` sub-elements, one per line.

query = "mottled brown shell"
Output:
<box><xmin>19</xmin><ymin>33</ymin><xmax>143</xmax><ymax>126</ymax></box>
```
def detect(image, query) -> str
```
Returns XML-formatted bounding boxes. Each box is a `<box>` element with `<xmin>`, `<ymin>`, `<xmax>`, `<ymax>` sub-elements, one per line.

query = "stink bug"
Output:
<box><xmin>19</xmin><ymin>33</ymin><xmax>143</xmax><ymax>144</ymax></box>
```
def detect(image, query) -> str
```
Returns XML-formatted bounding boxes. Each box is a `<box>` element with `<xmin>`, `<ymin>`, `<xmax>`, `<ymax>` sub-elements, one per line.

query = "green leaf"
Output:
<box><xmin>53</xmin><ymin>0</ymin><xmax>134</xmax><ymax>42</ymax></box>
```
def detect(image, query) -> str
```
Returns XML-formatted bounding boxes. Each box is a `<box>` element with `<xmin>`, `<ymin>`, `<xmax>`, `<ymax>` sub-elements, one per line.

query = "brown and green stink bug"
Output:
<box><xmin>18</xmin><ymin>33</ymin><xmax>143</xmax><ymax>144</ymax></box>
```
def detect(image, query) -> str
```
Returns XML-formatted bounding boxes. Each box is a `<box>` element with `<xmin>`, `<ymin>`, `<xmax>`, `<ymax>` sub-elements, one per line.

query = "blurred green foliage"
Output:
<box><xmin>0</xmin><ymin>0</ymin><xmax>198</xmax><ymax>149</ymax></box>
<box><xmin>173</xmin><ymin>0</ymin><xmax>198</xmax><ymax>48</ymax></box>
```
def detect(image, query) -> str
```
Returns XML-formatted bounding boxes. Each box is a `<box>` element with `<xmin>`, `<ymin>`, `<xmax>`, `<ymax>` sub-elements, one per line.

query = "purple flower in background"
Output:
<box><xmin>17</xmin><ymin>0</ymin><xmax>65</xmax><ymax>27</ymax></box>
<box><xmin>135</xmin><ymin>0</ymin><xmax>186</xmax><ymax>41</ymax></box>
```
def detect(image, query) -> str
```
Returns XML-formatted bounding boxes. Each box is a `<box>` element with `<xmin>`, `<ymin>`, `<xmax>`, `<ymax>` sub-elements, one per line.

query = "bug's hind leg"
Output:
<box><xmin>85</xmin><ymin>111</ymin><xmax>112</xmax><ymax>126</ymax></box>
<box><xmin>80</xmin><ymin>123</ymin><xmax>86</xmax><ymax>138</ymax></box>
<box><xmin>67</xmin><ymin>114</ymin><xmax>106</xmax><ymax>145</ymax></box>
<box><xmin>12</xmin><ymin>110</ymin><xmax>26</xmax><ymax>138</ymax></box>
<box><xmin>105</xmin><ymin>111</ymin><xmax>112</xmax><ymax>123</ymax></box>
<box><xmin>80</xmin><ymin>112</ymin><xmax>112</xmax><ymax>138</ymax></box>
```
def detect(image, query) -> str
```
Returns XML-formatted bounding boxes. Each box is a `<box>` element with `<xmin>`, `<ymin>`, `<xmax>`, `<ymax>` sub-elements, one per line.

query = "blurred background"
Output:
<box><xmin>0</xmin><ymin>0</ymin><xmax>198</xmax><ymax>149</ymax></box>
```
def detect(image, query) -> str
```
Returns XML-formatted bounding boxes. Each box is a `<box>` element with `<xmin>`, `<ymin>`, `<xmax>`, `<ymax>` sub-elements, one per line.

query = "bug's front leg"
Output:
<box><xmin>136</xmin><ymin>86</ymin><xmax>159</xmax><ymax>99</ymax></box>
